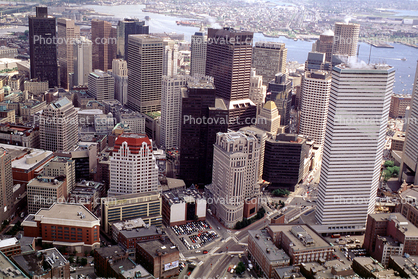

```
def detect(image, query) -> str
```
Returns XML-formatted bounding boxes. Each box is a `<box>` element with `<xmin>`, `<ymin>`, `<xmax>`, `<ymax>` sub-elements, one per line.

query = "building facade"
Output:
<box><xmin>190</xmin><ymin>29</ymin><xmax>207</xmax><ymax>76</ymax></box>
<box><xmin>332</xmin><ymin>22</ymin><xmax>360</xmax><ymax>57</ymax></box>
<box><xmin>116</xmin><ymin>18</ymin><xmax>149</xmax><ymax>62</ymax></box>
<box><xmin>252</xmin><ymin>42</ymin><xmax>287</xmax><ymax>85</ymax></box>
<box><xmin>111</xmin><ymin>59</ymin><xmax>128</xmax><ymax>105</ymax></box>
<box><xmin>88</xmin><ymin>70</ymin><xmax>115</xmax><ymax>101</ymax></box>
<box><xmin>91</xmin><ymin>19</ymin><xmax>117</xmax><ymax>72</ymax></box>
<box><xmin>73</xmin><ymin>37</ymin><xmax>92</xmax><ymax>87</ymax></box>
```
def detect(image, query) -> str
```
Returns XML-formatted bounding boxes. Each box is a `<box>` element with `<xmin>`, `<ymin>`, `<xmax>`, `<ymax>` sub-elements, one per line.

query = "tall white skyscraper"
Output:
<box><xmin>190</xmin><ymin>28</ymin><xmax>207</xmax><ymax>76</ymax></box>
<box><xmin>111</xmin><ymin>59</ymin><xmax>128</xmax><ymax>105</ymax></box>
<box><xmin>108</xmin><ymin>133</ymin><xmax>158</xmax><ymax>196</ymax></box>
<box><xmin>73</xmin><ymin>37</ymin><xmax>92</xmax><ymax>86</ymax></box>
<box><xmin>210</xmin><ymin>131</ymin><xmax>260</xmax><ymax>228</ymax></box>
<box><xmin>299</xmin><ymin>70</ymin><xmax>332</xmax><ymax>147</ymax></box>
<box><xmin>88</xmin><ymin>69</ymin><xmax>115</xmax><ymax>101</ymax></box>
<box><xmin>163</xmin><ymin>39</ymin><xmax>179</xmax><ymax>78</ymax></box>
<box><xmin>314</xmin><ymin>63</ymin><xmax>395</xmax><ymax>233</ymax></box>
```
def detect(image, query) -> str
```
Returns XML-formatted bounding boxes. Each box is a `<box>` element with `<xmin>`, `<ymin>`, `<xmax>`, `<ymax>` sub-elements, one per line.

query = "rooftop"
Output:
<box><xmin>0</xmin><ymin>251</ymin><xmax>27</xmax><ymax>279</ymax></box>
<box><xmin>137</xmin><ymin>238</ymin><xmax>178</xmax><ymax>258</ymax></box>
<box><xmin>369</xmin><ymin>213</ymin><xmax>418</xmax><ymax>236</ymax></box>
<box><xmin>0</xmin><ymin>237</ymin><xmax>18</xmax><ymax>249</ymax></box>
<box><xmin>390</xmin><ymin>255</ymin><xmax>418</xmax><ymax>278</ymax></box>
<box><xmin>119</xmin><ymin>225</ymin><xmax>162</xmax><ymax>239</ymax></box>
<box><xmin>248</xmin><ymin>230</ymin><xmax>290</xmax><ymax>264</ymax></box>
<box><xmin>12</xmin><ymin>248</ymin><xmax>67</xmax><ymax>277</ymax></box>
<box><xmin>110</xmin><ymin>258</ymin><xmax>152</xmax><ymax>279</ymax></box>
<box><xmin>163</xmin><ymin>185</ymin><xmax>204</xmax><ymax>206</ymax></box>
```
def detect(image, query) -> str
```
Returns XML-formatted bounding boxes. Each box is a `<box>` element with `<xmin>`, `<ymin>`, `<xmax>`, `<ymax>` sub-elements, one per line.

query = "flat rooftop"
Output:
<box><xmin>119</xmin><ymin>225</ymin><xmax>162</xmax><ymax>239</ymax></box>
<box><xmin>30</xmin><ymin>203</ymin><xmax>99</xmax><ymax>225</ymax></box>
<box><xmin>0</xmin><ymin>237</ymin><xmax>18</xmax><ymax>248</ymax></box>
<box><xmin>369</xmin><ymin>213</ymin><xmax>418</xmax><ymax>236</ymax></box>
<box><xmin>110</xmin><ymin>258</ymin><xmax>152</xmax><ymax>279</ymax></box>
<box><xmin>12</xmin><ymin>248</ymin><xmax>67</xmax><ymax>276</ymax></box>
<box><xmin>249</xmin><ymin>230</ymin><xmax>290</xmax><ymax>264</ymax></box>
<box><xmin>0</xmin><ymin>143</ymin><xmax>52</xmax><ymax>164</ymax></box>
<box><xmin>163</xmin><ymin>186</ymin><xmax>203</xmax><ymax>205</ymax></box>
<box><xmin>269</xmin><ymin>224</ymin><xmax>331</xmax><ymax>250</ymax></box>
<box><xmin>95</xmin><ymin>245</ymin><xmax>126</xmax><ymax>258</ymax></box>
<box><xmin>0</xmin><ymin>251</ymin><xmax>27</xmax><ymax>279</ymax></box>
<box><xmin>137</xmin><ymin>238</ymin><xmax>178</xmax><ymax>258</ymax></box>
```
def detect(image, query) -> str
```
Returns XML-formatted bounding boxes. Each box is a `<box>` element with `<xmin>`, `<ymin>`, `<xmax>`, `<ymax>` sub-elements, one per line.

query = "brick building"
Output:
<box><xmin>389</xmin><ymin>94</ymin><xmax>411</xmax><ymax>118</ymax></box>
<box><xmin>0</xmin><ymin>237</ymin><xmax>21</xmax><ymax>257</ymax></box>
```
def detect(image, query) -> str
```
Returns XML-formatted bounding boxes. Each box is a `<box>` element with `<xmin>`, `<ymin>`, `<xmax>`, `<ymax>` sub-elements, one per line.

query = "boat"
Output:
<box><xmin>293</xmin><ymin>38</ymin><xmax>297</xmax><ymax>41</ymax></box>
<box><xmin>401</xmin><ymin>57</ymin><xmax>407</xmax><ymax>61</ymax></box>
<box><xmin>145</xmin><ymin>16</ymin><xmax>150</xmax><ymax>21</ymax></box>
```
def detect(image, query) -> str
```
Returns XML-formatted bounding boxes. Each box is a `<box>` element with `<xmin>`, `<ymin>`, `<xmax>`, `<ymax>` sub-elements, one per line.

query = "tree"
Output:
<box><xmin>235</xmin><ymin>262</ymin><xmax>246</xmax><ymax>274</ymax></box>
<box><xmin>76</xmin><ymin>256</ymin><xmax>80</xmax><ymax>264</ymax></box>
<box><xmin>80</xmin><ymin>258</ymin><xmax>88</xmax><ymax>266</ymax></box>
<box><xmin>384</xmin><ymin>161</ymin><xmax>395</xmax><ymax>167</ymax></box>
<box><xmin>69</xmin><ymin>256</ymin><xmax>74</xmax><ymax>264</ymax></box>
<box><xmin>84</xmin><ymin>251</ymin><xmax>88</xmax><ymax>257</ymax></box>
<box><xmin>89</xmin><ymin>250</ymin><xmax>94</xmax><ymax>257</ymax></box>
<box><xmin>393</xmin><ymin>166</ymin><xmax>400</xmax><ymax>176</ymax></box>
<box><xmin>383</xmin><ymin>170</ymin><xmax>392</xmax><ymax>182</ymax></box>
<box><xmin>272</xmin><ymin>189</ymin><xmax>290</xmax><ymax>197</ymax></box>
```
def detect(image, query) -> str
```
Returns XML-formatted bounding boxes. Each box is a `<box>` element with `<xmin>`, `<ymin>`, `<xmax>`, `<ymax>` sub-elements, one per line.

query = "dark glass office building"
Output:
<box><xmin>267</xmin><ymin>73</ymin><xmax>293</xmax><ymax>132</ymax></box>
<box><xmin>117</xmin><ymin>18</ymin><xmax>149</xmax><ymax>62</ymax></box>
<box><xmin>29</xmin><ymin>7</ymin><xmax>58</xmax><ymax>88</ymax></box>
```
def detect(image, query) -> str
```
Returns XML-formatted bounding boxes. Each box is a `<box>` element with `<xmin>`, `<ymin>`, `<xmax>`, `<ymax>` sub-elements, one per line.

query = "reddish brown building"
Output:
<box><xmin>243</xmin><ymin>197</ymin><xmax>258</xmax><ymax>219</ymax></box>
<box><xmin>390</xmin><ymin>94</ymin><xmax>411</xmax><ymax>118</ymax></box>
<box><xmin>91</xmin><ymin>19</ymin><xmax>116</xmax><ymax>72</ymax></box>
<box><xmin>0</xmin><ymin>237</ymin><xmax>21</xmax><ymax>257</ymax></box>
<box><xmin>22</xmin><ymin>203</ymin><xmax>100</xmax><ymax>253</ymax></box>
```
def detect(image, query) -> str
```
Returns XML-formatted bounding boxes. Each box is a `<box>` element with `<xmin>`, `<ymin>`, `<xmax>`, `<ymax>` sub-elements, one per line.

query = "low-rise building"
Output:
<box><xmin>0</xmin><ymin>124</ymin><xmax>40</xmax><ymax>148</ymax></box>
<box><xmin>70</xmin><ymin>180</ymin><xmax>104</xmax><ymax>211</ymax></box>
<box><xmin>273</xmin><ymin>266</ymin><xmax>304</xmax><ymax>279</ymax></box>
<box><xmin>353</xmin><ymin>257</ymin><xmax>401</xmax><ymax>279</ymax></box>
<box><xmin>0</xmin><ymin>250</ymin><xmax>28</xmax><ymax>279</ymax></box>
<box><xmin>299</xmin><ymin>260</ymin><xmax>356</xmax><ymax>279</ymax></box>
<box><xmin>391</xmin><ymin>131</ymin><xmax>406</xmax><ymax>152</ymax></box>
<box><xmin>161</xmin><ymin>186</ymin><xmax>206</xmax><ymax>226</ymax></box>
<box><xmin>23</xmin><ymin>80</ymin><xmax>49</xmax><ymax>94</ymax></box>
<box><xmin>390</xmin><ymin>94</ymin><xmax>411</xmax><ymax>118</ymax></box>
<box><xmin>136</xmin><ymin>238</ymin><xmax>179</xmax><ymax>279</ymax></box>
<box><xmin>12</xmin><ymin>248</ymin><xmax>69</xmax><ymax>279</ymax></box>
<box><xmin>389</xmin><ymin>255</ymin><xmax>418</xmax><ymax>278</ymax></box>
<box><xmin>248</xmin><ymin>230</ymin><xmax>290</xmax><ymax>278</ymax></box>
<box><xmin>27</xmin><ymin>176</ymin><xmax>67</xmax><ymax>214</ymax></box>
<box><xmin>0</xmin><ymin>237</ymin><xmax>21</xmax><ymax>257</ymax></box>
<box><xmin>22</xmin><ymin>203</ymin><xmax>100</xmax><ymax>253</ymax></box>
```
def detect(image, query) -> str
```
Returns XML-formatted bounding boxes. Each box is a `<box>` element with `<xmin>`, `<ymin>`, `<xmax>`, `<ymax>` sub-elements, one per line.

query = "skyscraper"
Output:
<box><xmin>29</xmin><ymin>7</ymin><xmax>58</xmax><ymax>88</ymax></box>
<box><xmin>252</xmin><ymin>42</ymin><xmax>287</xmax><ymax>85</ymax></box>
<box><xmin>205</xmin><ymin>28</ymin><xmax>257</xmax><ymax>130</ymax></box>
<box><xmin>88</xmin><ymin>70</ymin><xmax>115</xmax><ymax>101</ymax></box>
<box><xmin>73</xmin><ymin>37</ymin><xmax>92</xmax><ymax>87</ymax></box>
<box><xmin>0</xmin><ymin>148</ymin><xmax>13</xmax><ymax>222</ymax></box>
<box><xmin>401</xmin><ymin>62</ymin><xmax>418</xmax><ymax>185</ymax></box>
<box><xmin>313</xmin><ymin>31</ymin><xmax>334</xmax><ymax>62</ymax></box>
<box><xmin>249</xmin><ymin>68</ymin><xmax>267</xmax><ymax>111</ymax></box>
<box><xmin>111</xmin><ymin>59</ymin><xmax>128</xmax><ymax>105</ymax></box>
<box><xmin>127</xmin><ymin>35</ymin><xmax>163</xmax><ymax>113</ymax></box>
<box><xmin>163</xmin><ymin>39</ymin><xmax>179</xmax><ymax>78</ymax></box>
<box><xmin>40</xmin><ymin>97</ymin><xmax>78</xmax><ymax>152</ymax></box>
<box><xmin>91</xmin><ymin>19</ymin><xmax>117</xmax><ymax>72</ymax></box>
<box><xmin>190</xmin><ymin>28</ymin><xmax>207</xmax><ymax>76</ymax></box>
<box><xmin>116</xmin><ymin>18</ymin><xmax>149</xmax><ymax>62</ymax></box>
<box><xmin>332</xmin><ymin>22</ymin><xmax>360</xmax><ymax>57</ymax></box>
<box><xmin>57</xmin><ymin>18</ymin><xmax>80</xmax><ymax>89</ymax></box>
<box><xmin>108</xmin><ymin>133</ymin><xmax>158</xmax><ymax>196</ymax></box>
<box><xmin>299</xmin><ymin>70</ymin><xmax>332</xmax><ymax>147</ymax></box>
<box><xmin>210</xmin><ymin>131</ymin><xmax>260</xmax><ymax>228</ymax></box>
<box><xmin>304</xmin><ymin>52</ymin><xmax>331</xmax><ymax>71</ymax></box>
<box><xmin>179</xmin><ymin>79</ymin><xmax>228</xmax><ymax>186</ymax></box>
<box><xmin>314</xmin><ymin>63</ymin><xmax>395</xmax><ymax>233</ymax></box>
<box><xmin>267</xmin><ymin>73</ymin><xmax>292</xmax><ymax>132</ymax></box>
<box><xmin>43</xmin><ymin>156</ymin><xmax>75</xmax><ymax>194</ymax></box>
<box><xmin>256</xmin><ymin>101</ymin><xmax>281</xmax><ymax>134</ymax></box>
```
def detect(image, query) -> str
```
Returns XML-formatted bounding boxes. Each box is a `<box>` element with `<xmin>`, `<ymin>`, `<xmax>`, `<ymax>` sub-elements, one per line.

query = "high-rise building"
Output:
<box><xmin>127</xmin><ymin>35</ymin><xmax>163</xmax><ymax>113</ymax></box>
<box><xmin>108</xmin><ymin>133</ymin><xmax>158</xmax><ymax>196</ymax></box>
<box><xmin>304</xmin><ymin>52</ymin><xmax>331</xmax><ymax>71</ymax></box>
<box><xmin>249</xmin><ymin>68</ymin><xmax>267</xmax><ymax>111</ymax></box>
<box><xmin>390</xmin><ymin>94</ymin><xmax>411</xmax><ymax>119</ymax></box>
<box><xmin>43</xmin><ymin>156</ymin><xmax>75</xmax><ymax>194</ymax></box>
<box><xmin>314</xmin><ymin>63</ymin><xmax>395</xmax><ymax>233</ymax></box>
<box><xmin>332</xmin><ymin>22</ymin><xmax>360</xmax><ymax>57</ymax></box>
<box><xmin>190</xmin><ymin>29</ymin><xmax>207</xmax><ymax>76</ymax></box>
<box><xmin>57</xmin><ymin>18</ymin><xmax>80</xmax><ymax>89</ymax></box>
<box><xmin>29</xmin><ymin>7</ymin><xmax>58</xmax><ymax>88</ymax></box>
<box><xmin>299</xmin><ymin>70</ymin><xmax>332</xmax><ymax>147</ymax></box>
<box><xmin>313</xmin><ymin>31</ymin><xmax>334</xmax><ymax>62</ymax></box>
<box><xmin>267</xmin><ymin>73</ymin><xmax>292</xmax><ymax>132</ymax></box>
<box><xmin>0</xmin><ymin>148</ymin><xmax>13</xmax><ymax>222</ymax></box>
<box><xmin>401</xmin><ymin>62</ymin><xmax>418</xmax><ymax>185</ymax></box>
<box><xmin>39</xmin><ymin>97</ymin><xmax>78</xmax><ymax>152</ymax></box>
<box><xmin>73</xmin><ymin>37</ymin><xmax>92</xmax><ymax>87</ymax></box>
<box><xmin>91</xmin><ymin>19</ymin><xmax>117</xmax><ymax>72</ymax></box>
<box><xmin>163</xmin><ymin>39</ymin><xmax>179</xmax><ymax>78</ymax></box>
<box><xmin>110</xmin><ymin>59</ymin><xmax>128</xmax><ymax>105</ymax></box>
<box><xmin>210</xmin><ymin>131</ymin><xmax>260</xmax><ymax>228</ymax></box>
<box><xmin>252</xmin><ymin>42</ymin><xmax>287</xmax><ymax>85</ymax></box>
<box><xmin>88</xmin><ymin>69</ymin><xmax>115</xmax><ymax>101</ymax></box>
<box><xmin>256</xmin><ymin>101</ymin><xmax>281</xmax><ymax>134</ymax></box>
<box><xmin>116</xmin><ymin>18</ymin><xmax>149</xmax><ymax>62</ymax></box>
<box><xmin>179</xmin><ymin>80</ymin><xmax>228</xmax><ymax>186</ymax></box>
<box><xmin>27</xmin><ymin>175</ymin><xmax>67</xmax><ymax>214</ymax></box>
<box><xmin>206</xmin><ymin>28</ymin><xmax>257</xmax><ymax>130</ymax></box>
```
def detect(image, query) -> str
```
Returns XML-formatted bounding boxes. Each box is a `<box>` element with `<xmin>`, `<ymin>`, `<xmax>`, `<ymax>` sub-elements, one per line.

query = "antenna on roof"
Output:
<box><xmin>368</xmin><ymin>44</ymin><xmax>372</xmax><ymax>65</ymax></box>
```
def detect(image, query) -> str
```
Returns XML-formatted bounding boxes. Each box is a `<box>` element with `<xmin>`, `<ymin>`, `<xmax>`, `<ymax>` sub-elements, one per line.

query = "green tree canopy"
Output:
<box><xmin>235</xmin><ymin>262</ymin><xmax>246</xmax><ymax>274</ymax></box>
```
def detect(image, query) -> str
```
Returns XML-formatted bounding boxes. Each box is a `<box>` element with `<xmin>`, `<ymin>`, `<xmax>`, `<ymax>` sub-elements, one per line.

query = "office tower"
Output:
<box><xmin>390</xmin><ymin>94</ymin><xmax>411</xmax><ymax>118</ymax></box>
<box><xmin>211</xmin><ymin>131</ymin><xmax>260</xmax><ymax>228</ymax></box>
<box><xmin>27</xmin><ymin>176</ymin><xmax>67</xmax><ymax>214</ymax></box>
<box><xmin>57</xmin><ymin>18</ymin><xmax>80</xmax><ymax>89</ymax></box>
<box><xmin>332</xmin><ymin>22</ymin><xmax>360</xmax><ymax>57</ymax></box>
<box><xmin>108</xmin><ymin>133</ymin><xmax>158</xmax><ymax>196</ymax></box>
<box><xmin>267</xmin><ymin>73</ymin><xmax>292</xmax><ymax>132</ymax></box>
<box><xmin>120</xmin><ymin>112</ymin><xmax>145</xmax><ymax>134</ymax></box>
<box><xmin>73</xmin><ymin>37</ymin><xmax>92</xmax><ymax>87</ymax></box>
<box><xmin>190</xmin><ymin>28</ymin><xmax>207</xmax><ymax>75</ymax></box>
<box><xmin>206</xmin><ymin>28</ymin><xmax>257</xmax><ymax>130</ymax></box>
<box><xmin>256</xmin><ymin>101</ymin><xmax>281</xmax><ymax>134</ymax></box>
<box><xmin>314</xmin><ymin>63</ymin><xmax>395</xmax><ymax>233</ymax></box>
<box><xmin>43</xmin><ymin>156</ymin><xmax>75</xmax><ymax>194</ymax></box>
<box><xmin>39</xmin><ymin>97</ymin><xmax>78</xmax><ymax>152</ymax></box>
<box><xmin>29</xmin><ymin>7</ymin><xmax>58</xmax><ymax>88</ymax></box>
<box><xmin>91</xmin><ymin>19</ymin><xmax>117</xmax><ymax>72</ymax></box>
<box><xmin>116</xmin><ymin>18</ymin><xmax>149</xmax><ymax>61</ymax></box>
<box><xmin>299</xmin><ymin>70</ymin><xmax>332</xmax><ymax>147</ymax></box>
<box><xmin>313</xmin><ymin>31</ymin><xmax>334</xmax><ymax>62</ymax></box>
<box><xmin>127</xmin><ymin>35</ymin><xmax>163</xmax><ymax>113</ymax></box>
<box><xmin>401</xmin><ymin>62</ymin><xmax>418</xmax><ymax>184</ymax></box>
<box><xmin>111</xmin><ymin>59</ymin><xmax>128</xmax><ymax>105</ymax></box>
<box><xmin>252</xmin><ymin>42</ymin><xmax>287</xmax><ymax>86</ymax></box>
<box><xmin>249</xmin><ymin>68</ymin><xmax>267</xmax><ymax>111</ymax></box>
<box><xmin>180</xmin><ymin>79</ymin><xmax>228</xmax><ymax>186</ymax></box>
<box><xmin>0</xmin><ymin>148</ymin><xmax>12</xmax><ymax>222</ymax></box>
<box><xmin>88</xmin><ymin>69</ymin><xmax>115</xmax><ymax>101</ymax></box>
<box><xmin>263</xmin><ymin>134</ymin><xmax>308</xmax><ymax>190</ymax></box>
<box><xmin>305</xmin><ymin>52</ymin><xmax>331</xmax><ymax>71</ymax></box>
<box><xmin>239</xmin><ymin>126</ymin><xmax>268</xmax><ymax>181</ymax></box>
<box><xmin>162</xmin><ymin>39</ymin><xmax>179</xmax><ymax>78</ymax></box>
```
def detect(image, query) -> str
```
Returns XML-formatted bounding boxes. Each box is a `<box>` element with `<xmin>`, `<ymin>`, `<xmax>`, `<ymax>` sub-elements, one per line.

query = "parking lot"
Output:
<box><xmin>172</xmin><ymin>221</ymin><xmax>219</xmax><ymax>250</ymax></box>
